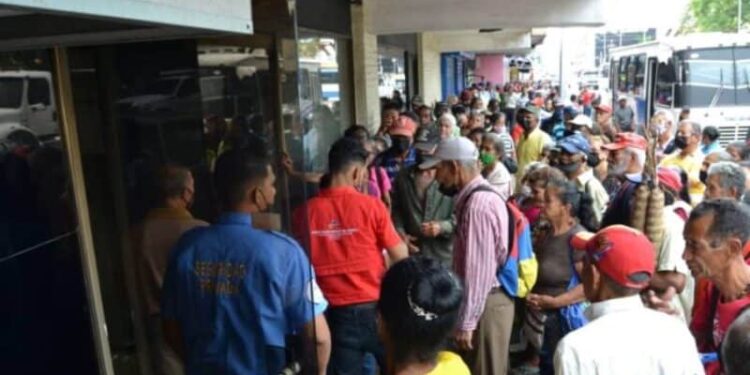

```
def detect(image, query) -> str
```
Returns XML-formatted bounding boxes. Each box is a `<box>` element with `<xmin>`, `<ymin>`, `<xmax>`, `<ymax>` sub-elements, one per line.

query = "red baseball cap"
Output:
<box><xmin>570</xmin><ymin>225</ymin><xmax>655</xmax><ymax>289</ymax></box>
<box><xmin>390</xmin><ymin>116</ymin><xmax>417</xmax><ymax>138</ymax></box>
<box><xmin>602</xmin><ymin>132</ymin><xmax>648</xmax><ymax>151</ymax></box>
<box><xmin>595</xmin><ymin>104</ymin><xmax>613</xmax><ymax>114</ymax></box>
<box><xmin>657</xmin><ymin>167</ymin><xmax>683</xmax><ymax>193</ymax></box>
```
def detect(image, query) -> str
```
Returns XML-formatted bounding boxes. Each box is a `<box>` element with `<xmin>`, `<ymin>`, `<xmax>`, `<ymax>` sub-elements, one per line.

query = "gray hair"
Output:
<box><xmin>679</xmin><ymin>119</ymin><xmax>702</xmax><ymax>136</ymax></box>
<box><xmin>653</xmin><ymin>109</ymin><xmax>675</xmax><ymax>126</ymax></box>
<box><xmin>483</xmin><ymin>132</ymin><xmax>505</xmax><ymax>156</ymax></box>
<box><xmin>722</xmin><ymin>308</ymin><xmax>750</xmax><ymax>375</ymax></box>
<box><xmin>439</xmin><ymin>113</ymin><xmax>457</xmax><ymax>129</ymax></box>
<box><xmin>708</xmin><ymin>162</ymin><xmax>746</xmax><ymax>199</ymax></box>
<box><xmin>458</xmin><ymin>159</ymin><xmax>480</xmax><ymax>173</ymax></box>
<box><xmin>688</xmin><ymin>199</ymin><xmax>750</xmax><ymax>246</ymax></box>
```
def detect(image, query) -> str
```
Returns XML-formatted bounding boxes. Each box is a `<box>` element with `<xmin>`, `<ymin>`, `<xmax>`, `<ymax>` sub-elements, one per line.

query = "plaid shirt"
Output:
<box><xmin>376</xmin><ymin>147</ymin><xmax>417</xmax><ymax>183</ymax></box>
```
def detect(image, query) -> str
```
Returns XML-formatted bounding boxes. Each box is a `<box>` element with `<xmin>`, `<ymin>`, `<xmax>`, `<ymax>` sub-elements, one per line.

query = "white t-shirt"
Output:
<box><xmin>658</xmin><ymin>202</ymin><xmax>695</xmax><ymax>324</ymax></box>
<box><xmin>554</xmin><ymin>295</ymin><xmax>703</xmax><ymax>375</ymax></box>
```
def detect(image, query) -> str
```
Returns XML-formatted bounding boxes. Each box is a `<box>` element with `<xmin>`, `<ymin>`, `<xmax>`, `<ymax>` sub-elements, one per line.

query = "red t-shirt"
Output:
<box><xmin>293</xmin><ymin>186</ymin><xmax>401</xmax><ymax>307</ymax></box>
<box><xmin>580</xmin><ymin>90</ymin><xmax>593</xmax><ymax>106</ymax></box>
<box><xmin>511</xmin><ymin>124</ymin><xmax>524</xmax><ymax>143</ymax></box>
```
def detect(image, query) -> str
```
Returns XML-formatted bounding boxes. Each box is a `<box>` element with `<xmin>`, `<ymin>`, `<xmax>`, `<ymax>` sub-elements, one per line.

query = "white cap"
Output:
<box><xmin>419</xmin><ymin>137</ymin><xmax>479</xmax><ymax>169</ymax></box>
<box><xmin>569</xmin><ymin>114</ymin><xmax>593</xmax><ymax>128</ymax></box>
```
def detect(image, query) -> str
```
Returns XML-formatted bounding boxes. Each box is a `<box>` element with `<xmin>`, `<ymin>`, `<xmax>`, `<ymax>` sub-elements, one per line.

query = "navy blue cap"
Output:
<box><xmin>558</xmin><ymin>133</ymin><xmax>591</xmax><ymax>154</ymax></box>
<box><xmin>563</xmin><ymin>106</ymin><xmax>579</xmax><ymax>118</ymax></box>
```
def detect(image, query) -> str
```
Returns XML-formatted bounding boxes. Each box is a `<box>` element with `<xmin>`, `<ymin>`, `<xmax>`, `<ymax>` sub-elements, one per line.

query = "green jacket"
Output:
<box><xmin>390</xmin><ymin>166</ymin><xmax>455</xmax><ymax>266</ymax></box>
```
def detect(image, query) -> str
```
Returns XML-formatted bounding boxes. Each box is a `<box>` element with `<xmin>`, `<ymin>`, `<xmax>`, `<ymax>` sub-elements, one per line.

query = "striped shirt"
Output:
<box><xmin>453</xmin><ymin>176</ymin><xmax>509</xmax><ymax>331</ymax></box>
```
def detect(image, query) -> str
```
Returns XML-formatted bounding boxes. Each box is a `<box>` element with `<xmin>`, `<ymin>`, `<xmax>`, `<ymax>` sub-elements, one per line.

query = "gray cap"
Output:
<box><xmin>419</xmin><ymin>137</ymin><xmax>479</xmax><ymax>169</ymax></box>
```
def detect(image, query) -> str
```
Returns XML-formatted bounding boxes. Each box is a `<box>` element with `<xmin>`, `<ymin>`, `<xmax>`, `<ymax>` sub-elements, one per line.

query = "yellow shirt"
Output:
<box><xmin>516</xmin><ymin>127</ymin><xmax>551</xmax><ymax>190</ymax></box>
<box><xmin>659</xmin><ymin>150</ymin><xmax>705</xmax><ymax>203</ymax></box>
<box><xmin>427</xmin><ymin>351</ymin><xmax>470</xmax><ymax>375</ymax></box>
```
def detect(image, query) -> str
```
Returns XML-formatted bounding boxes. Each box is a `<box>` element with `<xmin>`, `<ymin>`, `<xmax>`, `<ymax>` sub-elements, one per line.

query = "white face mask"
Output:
<box><xmin>654</xmin><ymin>122</ymin><xmax>667</xmax><ymax>135</ymax></box>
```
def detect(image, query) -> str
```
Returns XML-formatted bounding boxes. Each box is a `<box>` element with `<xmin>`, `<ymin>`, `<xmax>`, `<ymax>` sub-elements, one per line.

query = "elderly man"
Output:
<box><xmin>683</xmin><ymin>200</ymin><xmax>750</xmax><ymax>375</ymax></box>
<box><xmin>422</xmin><ymin>137</ymin><xmax>513</xmax><ymax>375</ymax></box>
<box><xmin>480</xmin><ymin>133</ymin><xmax>513</xmax><ymax>200</ymax></box>
<box><xmin>704</xmin><ymin>161</ymin><xmax>746</xmax><ymax>201</ymax></box>
<box><xmin>660</xmin><ymin>120</ymin><xmax>705</xmax><ymax>203</ymax></box>
<box><xmin>700</xmin><ymin>151</ymin><xmax>733</xmax><ymax>186</ymax></box>
<box><xmin>651</xmin><ymin>109</ymin><xmax>676</xmax><ymax>162</ymax></box>
<box><xmin>516</xmin><ymin>104</ymin><xmax>552</xmax><ymax>191</ymax></box>
<box><xmin>390</xmin><ymin>143</ymin><xmax>455</xmax><ymax>266</ymax></box>
<box><xmin>555</xmin><ymin>226</ymin><xmax>703</xmax><ymax>374</ymax></box>
<box><xmin>134</xmin><ymin>165</ymin><xmax>208</xmax><ymax>375</ymax></box>
<box><xmin>600</xmin><ymin>132</ymin><xmax>648</xmax><ymax>227</ymax></box>
<box><xmin>556</xmin><ymin>133</ymin><xmax>608</xmax><ymax>226</ymax></box>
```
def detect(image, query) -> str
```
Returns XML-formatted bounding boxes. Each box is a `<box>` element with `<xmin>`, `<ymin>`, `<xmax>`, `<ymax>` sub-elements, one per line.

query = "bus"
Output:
<box><xmin>609</xmin><ymin>33</ymin><xmax>750</xmax><ymax>143</ymax></box>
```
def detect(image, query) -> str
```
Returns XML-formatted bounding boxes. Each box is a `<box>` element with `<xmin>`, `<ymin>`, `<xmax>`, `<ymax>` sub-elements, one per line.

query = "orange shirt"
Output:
<box><xmin>293</xmin><ymin>186</ymin><xmax>402</xmax><ymax>307</ymax></box>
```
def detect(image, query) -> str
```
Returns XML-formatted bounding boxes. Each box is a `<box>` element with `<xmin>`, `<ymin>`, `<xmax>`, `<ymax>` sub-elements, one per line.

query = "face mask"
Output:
<box><xmin>700</xmin><ymin>169</ymin><xmax>708</xmax><ymax>184</ymax></box>
<box><xmin>674</xmin><ymin>135</ymin><xmax>688</xmax><ymax>149</ymax></box>
<box><xmin>519</xmin><ymin>117</ymin><xmax>532</xmax><ymax>130</ymax></box>
<box><xmin>391</xmin><ymin>136</ymin><xmax>411</xmax><ymax>154</ymax></box>
<box><xmin>654</xmin><ymin>122</ymin><xmax>666</xmax><ymax>135</ymax></box>
<box><xmin>479</xmin><ymin>152</ymin><xmax>496</xmax><ymax>167</ymax></box>
<box><xmin>438</xmin><ymin>183</ymin><xmax>460</xmax><ymax>197</ymax></box>
<box><xmin>557</xmin><ymin>161</ymin><xmax>582</xmax><ymax>175</ymax></box>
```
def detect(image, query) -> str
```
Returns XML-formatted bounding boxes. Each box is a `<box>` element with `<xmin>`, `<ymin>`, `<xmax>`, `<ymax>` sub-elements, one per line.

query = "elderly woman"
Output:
<box><xmin>480</xmin><ymin>133</ymin><xmax>513</xmax><ymax>200</ymax></box>
<box><xmin>438</xmin><ymin>113</ymin><xmax>458</xmax><ymax>140</ymax></box>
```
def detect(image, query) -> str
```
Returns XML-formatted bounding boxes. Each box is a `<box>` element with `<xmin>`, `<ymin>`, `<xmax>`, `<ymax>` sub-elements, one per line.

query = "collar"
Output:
<box><xmin>455</xmin><ymin>175</ymin><xmax>487</xmax><ymax>210</ymax></box>
<box><xmin>625</xmin><ymin>172</ymin><xmax>643</xmax><ymax>183</ymax></box>
<box><xmin>576</xmin><ymin>169</ymin><xmax>595</xmax><ymax>186</ymax></box>
<box><xmin>319</xmin><ymin>186</ymin><xmax>359</xmax><ymax>197</ymax></box>
<box><xmin>146</xmin><ymin>207</ymin><xmax>193</xmax><ymax>220</ymax></box>
<box><xmin>217</xmin><ymin>212</ymin><xmax>253</xmax><ymax>226</ymax></box>
<box><xmin>585</xmin><ymin>295</ymin><xmax>645</xmax><ymax>321</ymax></box>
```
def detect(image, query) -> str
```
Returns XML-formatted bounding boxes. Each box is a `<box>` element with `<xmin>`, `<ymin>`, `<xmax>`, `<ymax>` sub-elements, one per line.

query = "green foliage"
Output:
<box><xmin>682</xmin><ymin>0</ymin><xmax>750</xmax><ymax>33</ymax></box>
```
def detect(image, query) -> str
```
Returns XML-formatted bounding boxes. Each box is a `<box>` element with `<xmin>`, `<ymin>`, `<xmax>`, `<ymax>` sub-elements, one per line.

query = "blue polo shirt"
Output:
<box><xmin>161</xmin><ymin>213</ymin><xmax>327</xmax><ymax>375</ymax></box>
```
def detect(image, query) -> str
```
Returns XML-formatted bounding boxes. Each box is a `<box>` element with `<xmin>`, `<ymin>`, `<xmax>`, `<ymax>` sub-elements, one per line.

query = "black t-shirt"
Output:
<box><xmin>532</xmin><ymin>224</ymin><xmax>585</xmax><ymax>297</ymax></box>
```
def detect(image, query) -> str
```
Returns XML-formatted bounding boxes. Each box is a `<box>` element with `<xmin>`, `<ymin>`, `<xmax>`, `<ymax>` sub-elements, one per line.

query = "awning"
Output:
<box><xmin>370</xmin><ymin>0</ymin><xmax>604</xmax><ymax>35</ymax></box>
<box><xmin>0</xmin><ymin>0</ymin><xmax>253</xmax><ymax>50</ymax></box>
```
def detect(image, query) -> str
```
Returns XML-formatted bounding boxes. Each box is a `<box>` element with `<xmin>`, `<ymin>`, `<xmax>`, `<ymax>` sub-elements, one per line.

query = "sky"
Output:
<box><xmin>602</xmin><ymin>0</ymin><xmax>690</xmax><ymax>31</ymax></box>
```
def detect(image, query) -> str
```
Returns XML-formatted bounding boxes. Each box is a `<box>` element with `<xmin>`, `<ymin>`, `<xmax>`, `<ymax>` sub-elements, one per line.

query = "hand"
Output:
<box><xmin>644</xmin><ymin>286</ymin><xmax>679</xmax><ymax>317</ymax></box>
<box><xmin>403</xmin><ymin>234</ymin><xmax>420</xmax><ymax>254</ymax></box>
<box><xmin>281</xmin><ymin>152</ymin><xmax>295</xmax><ymax>174</ymax></box>
<box><xmin>454</xmin><ymin>330</ymin><xmax>474</xmax><ymax>351</ymax></box>
<box><xmin>420</xmin><ymin>222</ymin><xmax>442</xmax><ymax>238</ymax></box>
<box><xmin>527</xmin><ymin>293</ymin><xmax>559</xmax><ymax>310</ymax></box>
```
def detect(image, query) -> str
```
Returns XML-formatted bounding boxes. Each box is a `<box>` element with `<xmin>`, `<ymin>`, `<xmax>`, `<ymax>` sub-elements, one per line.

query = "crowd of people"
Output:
<box><xmin>131</xmin><ymin>82</ymin><xmax>750</xmax><ymax>375</ymax></box>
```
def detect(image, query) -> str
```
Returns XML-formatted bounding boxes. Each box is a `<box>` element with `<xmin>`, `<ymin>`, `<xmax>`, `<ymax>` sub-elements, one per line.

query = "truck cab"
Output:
<box><xmin>0</xmin><ymin>70</ymin><xmax>58</xmax><ymax>150</ymax></box>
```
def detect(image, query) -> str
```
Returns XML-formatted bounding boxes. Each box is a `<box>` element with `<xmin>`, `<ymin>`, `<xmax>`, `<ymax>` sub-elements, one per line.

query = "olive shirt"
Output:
<box><xmin>531</xmin><ymin>224</ymin><xmax>585</xmax><ymax>297</ymax></box>
<box><xmin>390</xmin><ymin>166</ymin><xmax>455</xmax><ymax>266</ymax></box>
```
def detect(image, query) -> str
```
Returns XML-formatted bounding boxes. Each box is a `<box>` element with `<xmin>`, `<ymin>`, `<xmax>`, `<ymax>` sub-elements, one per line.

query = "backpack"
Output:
<box><xmin>464</xmin><ymin>185</ymin><xmax>538</xmax><ymax>298</ymax></box>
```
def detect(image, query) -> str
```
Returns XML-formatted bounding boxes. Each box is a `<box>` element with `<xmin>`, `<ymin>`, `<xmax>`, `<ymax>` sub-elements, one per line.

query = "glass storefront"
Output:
<box><xmin>0</xmin><ymin>49</ymin><xmax>98</xmax><ymax>374</ymax></box>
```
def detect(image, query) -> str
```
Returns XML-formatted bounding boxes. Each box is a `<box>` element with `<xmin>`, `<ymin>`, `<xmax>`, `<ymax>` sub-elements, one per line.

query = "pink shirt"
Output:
<box><xmin>453</xmin><ymin>176</ymin><xmax>509</xmax><ymax>331</ymax></box>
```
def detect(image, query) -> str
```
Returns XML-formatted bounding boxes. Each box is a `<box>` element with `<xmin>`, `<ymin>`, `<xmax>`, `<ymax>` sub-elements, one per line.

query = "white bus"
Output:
<box><xmin>609</xmin><ymin>33</ymin><xmax>750</xmax><ymax>143</ymax></box>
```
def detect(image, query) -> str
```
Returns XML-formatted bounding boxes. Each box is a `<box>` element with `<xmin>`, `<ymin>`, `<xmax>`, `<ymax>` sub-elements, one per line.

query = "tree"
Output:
<box><xmin>681</xmin><ymin>0</ymin><xmax>750</xmax><ymax>33</ymax></box>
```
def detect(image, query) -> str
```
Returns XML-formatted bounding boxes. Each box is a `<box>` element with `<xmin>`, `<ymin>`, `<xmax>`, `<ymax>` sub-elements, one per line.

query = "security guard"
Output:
<box><xmin>161</xmin><ymin>148</ymin><xmax>331</xmax><ymax>375</ymax></box>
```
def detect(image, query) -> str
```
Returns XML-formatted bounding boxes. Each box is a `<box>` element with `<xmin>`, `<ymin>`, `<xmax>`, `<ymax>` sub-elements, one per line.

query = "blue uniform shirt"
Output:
<box><xmin>161</xmin><ymin>213</ymin><xmax>327</xmax><ymax>375</ymax></box>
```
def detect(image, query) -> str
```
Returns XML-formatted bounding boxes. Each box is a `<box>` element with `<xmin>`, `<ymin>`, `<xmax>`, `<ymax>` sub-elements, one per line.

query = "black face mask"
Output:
<box><xmin>438</xmin><ymin>183</ymin><xmax>460</xmax><ymax>197</ymax></box>
<box><xmin>519</xmin><ymin>117</ymin><xmax>533</xmax><ymax>131</ymax></box>
<box><xmin>700</xmin><ymin>169</ymin><xmax>708</xmax><ymax>184</ymax></box>
<box><xmin>586</xmin><ymin>152</ymin><xmax>600</xmax><ymax>168</ymax></box>
<box><xmin>557</xmin><ymin>161</ymin><xmax>582</xmax><ymax>175</ymax></box>
<box><xmin>674</xmin><ymin>135</ymin><xmax>688</xmax><ymax>149</ymax></box>
<box><xmin>391</xmin><ymin>136</ymin><xmax>411</xmax><ymax>154</ymax></box>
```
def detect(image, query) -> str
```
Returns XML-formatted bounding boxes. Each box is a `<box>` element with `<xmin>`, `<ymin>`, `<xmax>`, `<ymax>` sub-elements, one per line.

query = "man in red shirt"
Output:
<box><xmin>294</xmin><ymin>137</ymin><xmax>408</xmax><ymax>374</ymax></box>
<box><xmin>682</xmin><ymin>199</ymin><xmax>750</xmax><ymax>375</ymax></box>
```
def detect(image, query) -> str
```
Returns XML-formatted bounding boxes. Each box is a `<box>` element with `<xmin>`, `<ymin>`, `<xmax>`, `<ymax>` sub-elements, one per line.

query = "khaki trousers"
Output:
<box><xmin>460</xmin><ymin>290</ymin><xmax>515</xmax><ymax>375</ymax></box>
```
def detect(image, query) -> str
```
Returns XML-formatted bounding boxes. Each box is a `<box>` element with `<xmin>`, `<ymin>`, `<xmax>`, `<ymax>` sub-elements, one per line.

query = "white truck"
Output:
<box><xmin>0</xmin><ymin>70</ymin><xmax>58</xmax><ymax>151</ymax></box>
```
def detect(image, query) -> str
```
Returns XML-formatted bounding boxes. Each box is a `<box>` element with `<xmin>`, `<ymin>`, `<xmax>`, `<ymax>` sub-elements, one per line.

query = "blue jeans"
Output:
<box><xmin>326</xmin><ymin>303</ymin><xmax>385</xmax><ymax>375</ymax></box>
<box><xmin>539</xmin><ymin>310</ymin><xmax>563</xmax><ymax>375</ymax></box>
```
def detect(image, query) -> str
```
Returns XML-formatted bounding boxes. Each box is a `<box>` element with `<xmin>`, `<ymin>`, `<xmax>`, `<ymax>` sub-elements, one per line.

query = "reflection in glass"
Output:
<box><xmin>0</xmin><ymin>50</ymin><xmax>97</xmax><ymax>374</ymax></box>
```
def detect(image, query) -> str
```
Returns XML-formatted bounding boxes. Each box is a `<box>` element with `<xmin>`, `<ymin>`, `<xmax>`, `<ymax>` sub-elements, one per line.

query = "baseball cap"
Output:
<box><xmin>390</xmin><ymin>116</ymin><xmax>417</xmax><ymax>137</ymax></box>
<box><xmin>568</xmin><ymin>114</ymin><xmax>593</xmax><ymax>128</ymax></box>
<box><xmin>570</xmin><ymin>225</ymin><xmax>655</xmax><ymax>289</ymax></box>
<box><xmin>657</xmin><ymin>167</ymin><xmax>683</xmax><ymax>193</ymax></box>
<box><xmin>595</xmin><ymin>104</ymin><xmax>612</xmax><ymax>114</ymax></box>
<box><xmin>558</xmin><ymin>133</ymin><xmax>591</xmax><ymax>154</ymax></box>
<box><xmin>602</xmin><ymin>132</ymin><xmax>647</xmax><ymax>151</ymax></box>
<box><xmin>518</xmin><ymin>104</ymin><xmax>541</xmax><ymax>118</ymax></box>
<box><xmin>419</xmin><ymin>137</ymin><xmax>479</xmax><ymax>169</ymax></box>
<box><xmin>563</xmin><ymin>106</ymin><xmax>579</xmax><ymax>118</ymax></box>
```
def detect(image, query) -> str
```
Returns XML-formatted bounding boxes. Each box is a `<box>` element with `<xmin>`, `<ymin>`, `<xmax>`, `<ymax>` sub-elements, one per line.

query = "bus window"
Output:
<box><xmin>633</xmin><ymin>54</ymin><xmax>646</xmax><ymax>96</ymax></box>
<box><xmin>678</xmin><ymin>48</ymin><xmax>734</xmax><ymax>107</ymax></box>
<box><xmin>655</xmin><ymin>59</ymin><xmax>676</xmax><ymax>107</ymax></box>
<box><xmin>618</xmin><ymin>56</ymin><xmax>629</xmax><ymax>93</ymax></box>
<box><xmin>735</xmin><ymin>47</ymin><xmax>750</xmax><ymax>105</ymax></box>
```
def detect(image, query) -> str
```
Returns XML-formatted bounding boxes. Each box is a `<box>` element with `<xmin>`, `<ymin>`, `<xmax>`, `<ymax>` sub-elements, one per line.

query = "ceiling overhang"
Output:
<box><xmin>0</xmin><ymin>0</ymin><xmax>253</xmax><ymax>50</ymax></box>
<box><xmin>429</xmin><ymin>29</ymin><xmax>532</xmax><ymax>54</ymax></box>
<box><xmin>370</xmin><ymin>0</ymin><xmax>605</xmax><ymax>35</ymax></box>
